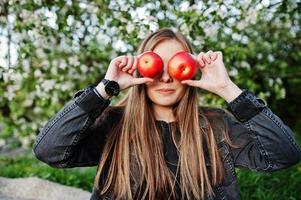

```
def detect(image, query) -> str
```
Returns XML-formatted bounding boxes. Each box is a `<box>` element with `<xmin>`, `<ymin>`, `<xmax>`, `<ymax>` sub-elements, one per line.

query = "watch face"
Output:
<box><xmin>106</xmin><ymin>81</ymin><xmax>120</xmax><ymax>96</ymax></box>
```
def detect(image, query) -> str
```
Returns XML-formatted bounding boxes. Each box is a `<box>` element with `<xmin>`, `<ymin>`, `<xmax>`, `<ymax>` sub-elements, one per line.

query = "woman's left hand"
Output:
<box><xmin>181</xmin><ymin>50</ymin><xmax>233</xmax><ymax>96</ymax></box>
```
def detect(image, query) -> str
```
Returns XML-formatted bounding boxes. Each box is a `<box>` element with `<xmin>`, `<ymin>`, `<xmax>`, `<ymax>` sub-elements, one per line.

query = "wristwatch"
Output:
<box><xmin>101</xmin><ymin>79</ymin><xmax>120</xmax><ymax>96</ymax></box>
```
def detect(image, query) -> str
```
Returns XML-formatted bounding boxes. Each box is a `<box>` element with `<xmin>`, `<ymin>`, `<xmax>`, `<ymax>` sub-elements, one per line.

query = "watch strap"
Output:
<box><xmin>101</xmin><ymin>79</ymin><xmax>110</xmax><ymax>86</ymax></box>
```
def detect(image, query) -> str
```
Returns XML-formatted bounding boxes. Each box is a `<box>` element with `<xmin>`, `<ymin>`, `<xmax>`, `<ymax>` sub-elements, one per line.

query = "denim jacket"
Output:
<box><xmin>32</xmin><ymin>85</ymin><xmax>301</xmax><ymax>200</ymax></box>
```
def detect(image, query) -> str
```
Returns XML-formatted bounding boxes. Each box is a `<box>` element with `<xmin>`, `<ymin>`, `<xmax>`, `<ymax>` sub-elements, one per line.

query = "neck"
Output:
<box><xmin>152</xmin><ymin>104</ymin><xmax>176</xmax><ymax>123</ymax></box>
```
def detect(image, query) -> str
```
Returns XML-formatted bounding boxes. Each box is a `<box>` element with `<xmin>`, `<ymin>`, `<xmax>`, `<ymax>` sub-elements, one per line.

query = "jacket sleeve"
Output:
<box><xmin>224</xmin><ymin>89</ymin><xmax>301</xmax><ymax>172</ymax></box>
<box><xmin>32</xmin><ymin>85</ymin><xmax>114</xmax><ymax>168</ymax></box>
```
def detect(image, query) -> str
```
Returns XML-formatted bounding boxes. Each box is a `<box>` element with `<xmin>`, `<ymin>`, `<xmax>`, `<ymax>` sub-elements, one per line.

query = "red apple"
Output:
<box><xmin>168</xmin><ymin>51</ymin><xmax>198</xmax><ymax>81</ymax></box>
<box><xmin>137</xmin><ymin>51</ymin><xmax>164</xmax><ymax>78</ymax></box>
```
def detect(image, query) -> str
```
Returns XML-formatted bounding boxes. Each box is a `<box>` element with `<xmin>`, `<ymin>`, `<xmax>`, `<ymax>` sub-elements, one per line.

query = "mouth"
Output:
<box><xmin>156</xmin><ymin>88</ymin><xmax>176</xmax><ymax>94</ymax></box>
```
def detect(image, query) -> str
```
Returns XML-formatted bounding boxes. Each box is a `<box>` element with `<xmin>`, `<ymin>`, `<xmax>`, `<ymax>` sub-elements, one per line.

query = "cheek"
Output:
<box><xmin>146</xmin><ymin>85</ymin><xmax>155</xmax><ymax>99</ymax></box>
<box><xmin>174</xmin><ymin>81</ymin><xmax>186</xmax><ymax>93</ymax></box>
<box><xmin>176</xmin><ymin>86</ymin><xmax>186</xmax><ymax>99</ymax></box>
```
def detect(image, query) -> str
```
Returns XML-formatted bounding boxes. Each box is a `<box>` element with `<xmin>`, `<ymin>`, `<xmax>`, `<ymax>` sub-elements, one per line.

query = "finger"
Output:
<box><xmin>181</xmin><ymin>80</ymin><xmax>200</xmax><ymax>88</ymax></box>
<box><xmin>212</xmin><ymin>52</ymin><xmax>218</xmax><ymax>61</ymax></box>
<box><xmin>202</xmin><ymin>54</ymin><xmax>211</xmax><ymax>65</ymax></box>
<box><xmin>113</xmin><ymin>56</ymin><xmax>123</xmax><ymax>66</ymax></box>
<box><xmin>207</xmin><ymin>50</ymin><xmax>214</xmax><ymax>61</ymax></box>
<box><xmin>215</xmin><ymin>51</ymin><xmax>223</xmax><ymax>59</ymax></box>
<box><xmin>119</xmin><ymin>56</ymin><xmax>128</xmax><ymax>68</ymax></box>
<box><xmin>122</xmin><ymin>56</ymin><xmax>134</xmax><ymax>72</ymax></box>
<box><xmin>129</xmin><ymin>56</ymin><xmax>138</xmax><ymax>74</ymax></box>
<box><xmin>197</xmin><ymin>52</ymin><xmax>205</xmax><ymax>67</ymax></box>
<box><xmin>132</xmin><ymin>77</ymin><xmax>154</xmax><ymax>85</ymax></box>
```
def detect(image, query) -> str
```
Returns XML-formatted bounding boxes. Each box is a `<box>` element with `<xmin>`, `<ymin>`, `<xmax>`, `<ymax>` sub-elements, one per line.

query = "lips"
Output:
<box><xmin>156</xmin><ymin>88</ymin><xmax>175</xmax><ymax>94</ymax></box>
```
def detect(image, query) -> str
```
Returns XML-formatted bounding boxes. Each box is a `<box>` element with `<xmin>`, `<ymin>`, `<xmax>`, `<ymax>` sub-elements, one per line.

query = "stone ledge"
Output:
<box><xmin>0</xmin><ymin>177</ymin><xmax>91</xmax><ymax>200</ymax></box>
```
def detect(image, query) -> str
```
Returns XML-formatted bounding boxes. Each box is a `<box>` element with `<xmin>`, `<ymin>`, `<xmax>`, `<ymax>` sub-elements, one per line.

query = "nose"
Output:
<box><xmin>159</xmin><ymin>65</ymin><xmax>172</xmax><ymax>83</ymax></box>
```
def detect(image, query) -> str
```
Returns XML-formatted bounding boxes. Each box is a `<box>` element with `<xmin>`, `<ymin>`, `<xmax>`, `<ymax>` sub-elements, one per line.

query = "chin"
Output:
<box><xmin>153</xmin><ymin>99</ymin><xmax>178</xmax><ymax>107</ymax></box>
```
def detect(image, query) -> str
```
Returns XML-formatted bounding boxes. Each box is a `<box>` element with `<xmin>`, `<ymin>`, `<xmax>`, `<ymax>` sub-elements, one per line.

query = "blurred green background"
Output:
<box><xmin>0</xmin><ymin>0</ymin><xmax>300</xmax><ymax>199</ymax></box>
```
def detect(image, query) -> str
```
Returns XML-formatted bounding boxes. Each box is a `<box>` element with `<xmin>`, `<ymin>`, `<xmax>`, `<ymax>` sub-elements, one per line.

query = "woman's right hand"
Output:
<box><xmin>102</xmin><ymin>55</ymin><xmax>154</xmax><ymax>91</ymax></box>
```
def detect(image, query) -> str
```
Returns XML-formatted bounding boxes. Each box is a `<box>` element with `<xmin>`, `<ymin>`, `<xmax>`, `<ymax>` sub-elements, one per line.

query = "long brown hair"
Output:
<box><xmin>95</xmin><ymin>28</ymin><xmax>236</xmax><ymax>200</ymax></box>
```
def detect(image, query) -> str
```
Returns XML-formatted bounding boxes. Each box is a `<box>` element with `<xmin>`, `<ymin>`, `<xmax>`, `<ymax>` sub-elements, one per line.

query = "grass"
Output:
<box><xmin>0</xmin><ymin>154</ymin><xmax>96</xmax><ymax>192</ymax></box>
<box><xmin>236</xmin><ymin>165</ymin><xmax>301</xmax><ymax>199</ymax></box>
<box><xmin>0</xmin><ymin>153</ymin><xmax>300</xmax><ymax>199</ymax></box>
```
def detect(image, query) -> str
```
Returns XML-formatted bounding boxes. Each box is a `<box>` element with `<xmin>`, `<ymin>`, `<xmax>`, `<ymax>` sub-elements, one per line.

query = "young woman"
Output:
<box><xmin>33</xmin><ymin>28</ymin><xmax>301</xmax><ymax>200</ymax></box>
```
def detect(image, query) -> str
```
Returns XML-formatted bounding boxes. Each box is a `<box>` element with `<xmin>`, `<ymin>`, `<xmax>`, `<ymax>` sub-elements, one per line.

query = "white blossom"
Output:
<box><xmin>204</xmin><ymin>24</ymin><xmax>219</xmax><ymax>38</ymax></box>
<box><xmin>268</xmin><ymin>78</ymin><xmax>274</xmax><ymax>86</ymax></box>
<box><xmin>240</xmin><ymin>61</ymin><xmax>250</xmax><ymax>69</ymax></box>
<box><xmin>61</xmin><ymin>81</ymin><xmax>74</xmax><ymax>92</ymax></box>
<box><xmin>79</xmin><ymin>2</ymin><xmax>87</xmax><ymax>9</ymax></box>
<box><xmin>109</xmin><ymin>1</ymin><xmax>118</xmax><ymax>10</ymax></box>
<box><xmin>275</xmin><ymin>77</ymin><xmax>282</xmax><ymax>84</ymax></box>
<box><xmin>262</xmin><ymin>0</ymin><xmax>270</xmax><ymax>7</ymax></box>
<box><xmin>43</xmin><ymin>8</ymin><xmax>58</xmax><ymax>30</ymax></box>
<box><xmin>36</xmin><ymin>48</ymin><xmax>47</xmax><ymax>59</ymax></box>
<box><xmin>8</xmin><ymin>14</ymin><xmax>16</xmax><ymax>24</ymax></box>
<box><xmin>22</xmin><ymin>98</ymin><xmax>33</xmax><ymax>107</ymax></box>
<box><xmin>232</xmin><ymin>33</ymin><xmax>242</xmax><ymax>41</ymax></box>
<box><xmin>120</xmin><ymin>5</ymin><xmax>130</xmax><ymax>12</ymax></box>
<box><xmin>33</xmin><ymin>0</ymin><xmax>42</xmax><ymax>5</ymax></box>
<box><xmin>193</xmin><ymin>40</ymin><xmax>202</xmax><ymax>46</ymax></box>
<box><xmin>138</xmin><ymin>26</ymin><xmax>148</xmax><ymax>39</ymax></box>
<box><xmin>165</xmin><ymin>10</ymin><xmax>177</xmax><ymax>20</ymax></box>
<box><xmin>145</xmin><ymin>2</ymin><xmax>156</xmax><ymax>9</ymax></box>
<box><xmin>247</xmin><ymin>9</ymin><xmax>258</xmax><ymax>24</ymax></box>
<box><xmin>20</xmin><ymin>9</ymin><xmax>31</xmax><ymax>19</ymax></box>
<box><xmin>227</xmin><ymin>17</ymin><xmax>236</xmax><ymax>26</ymax></box>
<box><xmin>179</xmin><ymin>1</ymin><xmax>190</xmax><ymax>12</ymax></box>
<box><xmin>41</xmin><ymin>59</ymin><xmax>50</xmax><ymax>67</ymax></box>
<box><xmin>148</xmin><ymin>21</ymin><xmax>159</xmax><ymax>32</ymax></box>
<box><xmin>230</xmin><ymin>7</ymin><xmax>241</xmax><ymax>16</ymax></box>
<box><xmin>0</xmin><ymin>139</ymin><xmax>6</xmax><ymax>147</ymax></box>
<box><xmin>33</xmin><ymin>106</ymin><xmax>43</xmax><ymax>114</ymax></box>
<box><xmin>220</xmin><ymin>42</ymin><xmax>226</xmax><ymax>49</ymax></box>
<box><xmin>156</xmin><ymin>11</ymin><xmax>165</xmax><ymax>20</ymax></box>
<box><xmin>224</xmin><ymin>27</ymin><xmax>232</xmax><ymax>35</ymax></box>
<box><xmin>229</xmin><ymin>67</ymin><xmax>238</xmax><ymax>77</ymax></box>
<box><xmin>219</xmin><ymin>5</ymin><xmax>228</xmax><ymax>19</ymax></box>
<box><xmin>67</xmin><ymin>15</ymin><xmax>74</xmax><ymax>26</ymax></box>
<box><xmin>137</xmin><ymin>7</ymin><xmax>149</xmax><ymax>20</ymax></box>
<box><xmin>194</xmin><ymin>1</ymin><xmax>203</xmax><ymax>11</ymax></box>
<box><xmin>203</xmin><ymin>5</ymin><xmax>218</xmax><ymax>18</ymax></box>
<box><xmin>51</xmin><ymin>93</ymin><xmax>59</xmax><ymax>103</ymax></box>
<box><xmin>68</xmin><ymin>56</ymin><xmax>80</xmax><ymax>66</ymax></box>
<box><xmin>80</xmin><ymin>64</ymin><xmax>88</xmax><ymax>73</ymax></box>
<box><xmin>22</xmin><ymin>60</ymin><xmax>30</xmax><ymax>72</ymax></box>
<box><xmin>179</xmin><ymin>23</ymin><xmax>190</xmax><ymax>35</ymax></box>
<box><xmin>126</xmin><ymin>23</ymin><xmax>135</xmax><ymax>33</ymax></box>
<box><xmin>50</xmin><ymin>65</ymin><xmax>58</xmax><ymax>75</ymax></box>
<box><xmin>2</xmin><ymin>71</ymin><xmax>12</xmax><ymax>82</ymax></box>
<box><xmin>20</xmin><ymin>136</ymin><xmax>31</xmax><ymax>147</ymax></box>
<box><xmin>237</xmin><ymin>20</ymin><xmax>248</xmax><ymax>30</ymax></box>
<box><xmin>255</xmin><ymin>3</ymin><xmax>263</xmax><ymax>10</ymax></box>
<box><xmin>257</xmin><ymin>53</ymin><xmax>263</xmax><ymax>59</ymax></box>
<box><xmin>268</xmin><ymin>54</ymin><xmax>275</xmax><ymax>62</ymax></box>
<box><xmin>4</xmin><ymin>85</ymin><xmax>17</xmax><ymax>100</ymax></box>
<box><xmin>34</xmin><ymin>69</ymin><xmax>42</xmax><ymax>78</ymax></box>
<box><xmin>113</xmin><ymin>39</ymin><xmax>128</xmax><ymax>52</ymax></box>
<box><xmin>9</xmin><ymin>72</ymin><xmax>22</xmax><ymax>84</ymax></box>
<box><xmin>41</xmin><ymin>79</ymin><xmax>56</xmax><ymax>92</ymax></box>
